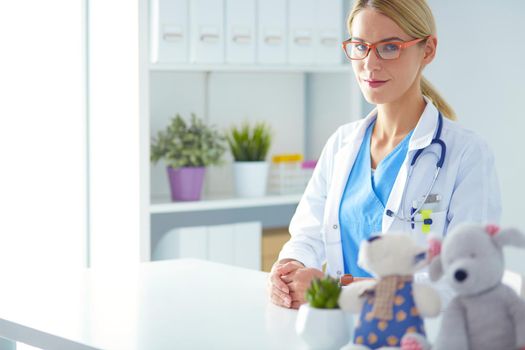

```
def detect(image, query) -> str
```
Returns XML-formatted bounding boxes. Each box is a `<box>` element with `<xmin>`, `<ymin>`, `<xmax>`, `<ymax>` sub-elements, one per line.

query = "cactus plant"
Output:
<box><xmin>305</xmin><ymin>275</ymin><xmax>342</xmax><ymax>309</ymax></box>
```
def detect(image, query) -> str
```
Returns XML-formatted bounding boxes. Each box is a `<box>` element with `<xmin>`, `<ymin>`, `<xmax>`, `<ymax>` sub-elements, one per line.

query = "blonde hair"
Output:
<box><xmin>347</xmin><ymin>0</ymin><xmax>457</xmax><ymax>120</ymax></box>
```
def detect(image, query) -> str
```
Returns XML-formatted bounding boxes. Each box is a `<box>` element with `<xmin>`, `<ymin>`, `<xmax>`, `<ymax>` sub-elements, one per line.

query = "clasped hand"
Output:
<box><xmin>267</xmin><ymin>260</ymin><xmax>323</xmax><ymax>309</ymax></box>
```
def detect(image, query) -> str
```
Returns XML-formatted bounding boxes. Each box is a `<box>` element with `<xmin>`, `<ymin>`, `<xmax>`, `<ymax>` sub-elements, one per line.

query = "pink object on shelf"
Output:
<box><xmin>301</xmin><ymin>160</ymin><xmax>317</xmax><ymax>169</ymax></box>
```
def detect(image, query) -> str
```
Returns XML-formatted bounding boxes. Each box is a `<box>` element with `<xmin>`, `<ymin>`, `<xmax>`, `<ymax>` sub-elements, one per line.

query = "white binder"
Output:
<box><xmin>226</xmin><ymin>0</ymin><xmax>256</xmax><ymax>64</ymax></box>
<box><xmin>150</xmin><ymin>0</ymin><xmax>189</xmax><ymax>63</ymax></box>
<box><xmin>190</xmin><ymin>0</ymin><xmax>225</xmax><ymax>63</ymax></box>
<box><xmin>315</xmin><ymin>0</ymin><xmax>344</xmax><ymax>64</ymax></box>
<box><xmin>257</xmin><ymin>0</ymin><xmax>287</xmax><ymax>64</ymax></box>
<box><xmin>288</xmin><ymin>0</ymin><xmax>316</xmax><ymax>64</ymax></box>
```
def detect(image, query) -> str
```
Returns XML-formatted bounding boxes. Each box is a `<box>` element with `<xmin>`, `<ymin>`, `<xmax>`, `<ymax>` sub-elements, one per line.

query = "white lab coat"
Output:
<box><xmin>279</xmin><ymin>96</ymin><xmax>501</xmax><ymax>280</ymax></box>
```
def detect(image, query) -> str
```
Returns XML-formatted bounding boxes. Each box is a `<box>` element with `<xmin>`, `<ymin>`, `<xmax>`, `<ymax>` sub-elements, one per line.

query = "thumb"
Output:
<box><xmin>276</xmin><ymin>261</ymin><xmax>302</xmax><ymax>275</ymax></box>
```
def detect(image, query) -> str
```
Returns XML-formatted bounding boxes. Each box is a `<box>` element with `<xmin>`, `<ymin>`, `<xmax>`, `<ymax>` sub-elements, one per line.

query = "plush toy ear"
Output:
<box><xmin>427</xmin><ymin>237</ymin><xmax>442</xmax><ymax>261</ymax></box>
<box><xmin>492</xmin><ymin>227</ymin><xmax>525</xmax><ymax>248</ymax></box>
<box><xmin>429</xmin><ymin>255</ymin><xmax>444</xmax><ymax>281</ymax></box>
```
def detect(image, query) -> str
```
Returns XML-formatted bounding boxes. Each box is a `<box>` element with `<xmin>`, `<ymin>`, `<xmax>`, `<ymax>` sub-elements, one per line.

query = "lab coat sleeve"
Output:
<box><xmin>447</xmin><ymin>135</ymin><xmax>502</xmax><ymax>231</ymax></box>
<box><xmin>277</xmin><ymin>133</ymin><xmax>336</xmax><ymax>270</ymax></box>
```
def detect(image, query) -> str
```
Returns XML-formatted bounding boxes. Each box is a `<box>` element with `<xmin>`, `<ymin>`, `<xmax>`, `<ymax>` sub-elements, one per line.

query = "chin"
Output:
<box><xmin>361</xmin><ymin>86</ymin><xmax>403</xmax><ymax>105</ymax></box>
<box><xmin>362</xmin><ymin>92</ymin><xmax>391</xmax><ymax>105</ymax></box>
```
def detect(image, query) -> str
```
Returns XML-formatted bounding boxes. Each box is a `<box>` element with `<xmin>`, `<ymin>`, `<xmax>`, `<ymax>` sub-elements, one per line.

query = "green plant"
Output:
<box><xmin>305</xmin><ymin>276</ymin><xmax>342</xmax><ymax>309</ymax></box>
<box><xmin>226</xmin><ymin>121</ymin><xmax>272</xmax><ymax>162</ymax></box>
<box><xmin>150</xmin><ymin>113</ymin><xmax>227</xmax><ymax>168</ymax></box>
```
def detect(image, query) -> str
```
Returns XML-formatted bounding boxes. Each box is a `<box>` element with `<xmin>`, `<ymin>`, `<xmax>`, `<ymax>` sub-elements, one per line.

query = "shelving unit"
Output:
<box><xmin>140</xmin><ymin>0</ymin><xmax>364</xmax><ymax>263</ymax></box>
<box><xmin>149</xmin><ymin>63</ymin><xmax>353</xmax><ymax>73</ymax></box>
<box><xmin>150</xmin><ymin>193</ymin><xmax>302</xmax><ymax>213</ymax></box>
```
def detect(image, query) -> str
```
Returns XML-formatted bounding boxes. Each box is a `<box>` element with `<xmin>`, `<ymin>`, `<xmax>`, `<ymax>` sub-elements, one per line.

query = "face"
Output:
<box><xmin>441</xmin><ymin>230</ymin><xmax>504</xmax><ymax>295</ymax></box>
<box><xmin>358</xmin><ymin>234</ymin><xmax>423</xmax><ymax>277</ymax></box>
<box><xmin>349</xmin><ymin>8</ymin><xmax>437</xmax><ymax>105</ymax></box>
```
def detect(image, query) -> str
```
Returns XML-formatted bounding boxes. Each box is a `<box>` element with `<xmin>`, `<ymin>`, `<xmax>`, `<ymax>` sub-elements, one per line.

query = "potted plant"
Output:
<box><xmin>226</xmin><ymin>121</ymin><xmax>272</xmax><ymax>197</ymax></box>
<box><xmin>295</xmin><ymin>276</ymin><xmax>352</xmax><ymax>350</ymax></box>
<box><xmin>151</xmin><ymin>113</ymin><xmax>226</xmax><ymax>201</ymax></box>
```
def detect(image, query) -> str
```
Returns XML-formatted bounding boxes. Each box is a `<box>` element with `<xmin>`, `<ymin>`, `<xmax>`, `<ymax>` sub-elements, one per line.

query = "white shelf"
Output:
<box><xmin>149</xmin><ymin>63</ymin><xmax>353</xmax><ymax>73</ymax></box>
<box><xmin>150</xmin><ymin>193</ymin><xmax>302</xmax><ymax>214</ymax></box>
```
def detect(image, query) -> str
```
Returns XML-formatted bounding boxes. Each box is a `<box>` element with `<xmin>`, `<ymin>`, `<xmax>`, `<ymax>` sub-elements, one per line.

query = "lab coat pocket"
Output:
<box><xmin>413</xmin><ymin>210</ymin><xmax>448</xmax><ymax>243</ymax></box>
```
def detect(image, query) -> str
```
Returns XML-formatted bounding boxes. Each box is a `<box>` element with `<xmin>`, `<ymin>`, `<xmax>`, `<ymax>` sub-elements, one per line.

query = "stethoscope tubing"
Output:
<box><xmin>386</xmin><ymin>112</ymin><xmax>446</xmax><ymax>224</ymax></box>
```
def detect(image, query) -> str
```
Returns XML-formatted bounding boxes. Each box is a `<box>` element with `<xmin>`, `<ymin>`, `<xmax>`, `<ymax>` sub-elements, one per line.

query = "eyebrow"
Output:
<box><xmin>351</xmin><ymin>36</ymin><xmax>404</xmax><ymax>43</ymax></box>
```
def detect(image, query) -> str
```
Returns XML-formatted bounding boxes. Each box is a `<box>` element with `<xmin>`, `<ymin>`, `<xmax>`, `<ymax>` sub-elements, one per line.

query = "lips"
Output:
<box><xmin>364</xmin><ymin>79</ymin><xmax>388</xmax><ymax>88</ymax></box>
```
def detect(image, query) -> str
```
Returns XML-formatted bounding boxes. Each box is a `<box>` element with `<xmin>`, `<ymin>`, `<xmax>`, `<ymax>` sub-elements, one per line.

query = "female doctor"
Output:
<box><xmin>267</xmin><ymin>0</ymin><xmax>501</xmax><ymax>309</ymax></box>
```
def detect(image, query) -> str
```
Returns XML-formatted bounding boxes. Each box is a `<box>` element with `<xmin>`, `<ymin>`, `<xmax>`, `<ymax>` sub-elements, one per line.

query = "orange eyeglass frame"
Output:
<box><xmin>342</xmin><ymin>35</ymin><xmax>432</xmax><ymax>60</ymax></box>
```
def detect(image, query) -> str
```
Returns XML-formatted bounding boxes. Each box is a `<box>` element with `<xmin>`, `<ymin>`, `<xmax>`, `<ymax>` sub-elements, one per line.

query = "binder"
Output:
<box><xmin>226</xmin><ymin>0</ymin><xmax>256</xmax><ymax>63</ymax></box>
<box><xmin>257</xmin><ymin>0</ymin><xmax>287</xmax><ymax>64</ymax></box>
<box><xmin>315</xmin><ymin>0</ymin><xmax>344</xmax><ymax>64</ymax></box>
<box><xmin>190</xmin><ymin>0</ymin><xmax>225</xmax><ymax>63</ymax></box>
<box><xmin>150</xmin><ymin>0</ymin><xmax>189</xmax><ymax>63</ymax></box>
<box><xmin>288</xmin><ymin>0</ymin><xmax>316</xmax><ymax>64</ymax></box>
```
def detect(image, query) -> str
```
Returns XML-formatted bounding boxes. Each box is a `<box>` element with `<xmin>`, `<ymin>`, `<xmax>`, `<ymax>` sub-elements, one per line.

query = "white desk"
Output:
<box><xmin>0</xmin><ymin>259</ymin><xmax>440</xmax><ymax>350</ymax></box>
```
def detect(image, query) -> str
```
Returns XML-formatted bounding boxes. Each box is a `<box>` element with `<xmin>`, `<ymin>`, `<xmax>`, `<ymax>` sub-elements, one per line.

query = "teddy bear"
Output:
<box><xmin>338</xmin><ymin>233</ymin><xmax>441</xmax><ymax>350</ymax></box>
<box><xmin>418</xmin><ymin>224</ymin><xmax>525</xmax><ymax>350</ymax></box>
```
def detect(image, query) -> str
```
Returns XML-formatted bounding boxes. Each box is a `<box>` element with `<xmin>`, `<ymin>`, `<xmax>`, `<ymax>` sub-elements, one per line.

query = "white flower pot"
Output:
<box><xmin>295</xmin><ymin>304</ymin><xmax>352</xmax><ymax>350</ymax></box>
<box><xmin>233</xmin><ymin>161</ymin><xmax>269</xmax><ymax>197</ymax></box>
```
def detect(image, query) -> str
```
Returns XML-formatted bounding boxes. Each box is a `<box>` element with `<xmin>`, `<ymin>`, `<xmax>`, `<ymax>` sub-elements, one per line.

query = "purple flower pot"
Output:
<box><xmin>167</xmin><ymin>166</ymin><xmax>206</xmax><ymax>201</ymax></box>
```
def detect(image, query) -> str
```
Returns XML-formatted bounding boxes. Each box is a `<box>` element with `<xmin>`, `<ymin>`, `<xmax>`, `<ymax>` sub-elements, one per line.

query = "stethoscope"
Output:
<box><xmin>385</xmin><ymin>112</ymin><xmax>446</xmax><ymax>227</ymax></box>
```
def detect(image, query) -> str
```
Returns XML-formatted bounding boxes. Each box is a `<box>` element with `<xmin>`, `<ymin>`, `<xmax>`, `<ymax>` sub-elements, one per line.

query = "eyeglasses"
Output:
<box><xmin>342</xmin><ymin>36</ymin><xmax>430</xmax><ymax>60</ymax></box>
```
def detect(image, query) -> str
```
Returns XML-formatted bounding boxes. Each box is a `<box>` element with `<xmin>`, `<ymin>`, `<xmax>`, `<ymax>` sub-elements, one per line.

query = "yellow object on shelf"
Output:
<box><xmin>269</xmin><ymin>153</ymin><xmax>312</xmax><ymax>195</ymax></box>
<box><xmin>272</xmin><ymin>154</ymin><xmax>303</xmax><ymax>163</ymax></box>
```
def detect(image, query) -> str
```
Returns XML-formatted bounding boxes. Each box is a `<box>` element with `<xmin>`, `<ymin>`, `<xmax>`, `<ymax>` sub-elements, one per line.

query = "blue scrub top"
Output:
<box><xmin>339</xmin><ymin>119</ymin><xmax>414</xmax><ymax>277</ymax></box>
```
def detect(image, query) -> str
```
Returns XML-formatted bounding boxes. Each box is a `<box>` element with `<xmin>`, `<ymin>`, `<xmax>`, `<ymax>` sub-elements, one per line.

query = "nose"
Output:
<box><xmin>454</xmin><ymin>269</ymin><xmax>468</xmax><ymax>282</ymax></box>
<box><xmin>367</xmin><ymin>236</ymin><xmax>381</xmax><ymax>243</ymax></box>
<box><xmin>363</xmin><ymin>48</ymin><xmax>382</xmax><ymax>71</ymax></box>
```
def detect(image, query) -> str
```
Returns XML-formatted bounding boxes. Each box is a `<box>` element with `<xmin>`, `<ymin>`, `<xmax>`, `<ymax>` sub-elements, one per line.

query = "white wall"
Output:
<box><xmin>0</xmin><ymin>1</ymin><xmax>86</xmax><ymax>271</ymax></box>
<box><xmin>427</xmin><ymin>0</ymin><xmax>525</xmax><ymax>226</ymax></box>
<box><xmin>88</xmin><ymin>0</ymin><xmax>144</xmax><ymax>266</ymax></box>
<box><xmin>425</xmin><ymin>0</ymin><xmax>525</xmax><ymax>273</ymax></box>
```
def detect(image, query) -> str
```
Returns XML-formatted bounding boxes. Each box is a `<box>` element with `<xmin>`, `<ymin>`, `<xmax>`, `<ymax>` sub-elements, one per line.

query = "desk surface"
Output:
<box><xmin>0</xmin><ymin>259</ymin><xmax>440</xmax><ymax>350</ymax></box>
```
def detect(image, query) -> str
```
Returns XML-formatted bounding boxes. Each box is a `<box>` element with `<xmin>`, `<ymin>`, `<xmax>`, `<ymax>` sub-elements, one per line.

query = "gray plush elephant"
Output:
<box><xmin>421</xmin><ymin>224</ymin><xmax>525</xmax><ymax>350</ymax></box>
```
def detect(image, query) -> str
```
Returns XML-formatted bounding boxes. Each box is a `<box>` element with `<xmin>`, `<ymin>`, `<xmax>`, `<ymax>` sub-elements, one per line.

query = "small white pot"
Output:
<box><xmin>233</xmin><ymin>161</ymin><xmax>269</xmax><ymax>197</ymax></box>
<box><xmin>295</xmin><ymin>304</ymin><xmax>352</xmax><ymax>350</ymax></box>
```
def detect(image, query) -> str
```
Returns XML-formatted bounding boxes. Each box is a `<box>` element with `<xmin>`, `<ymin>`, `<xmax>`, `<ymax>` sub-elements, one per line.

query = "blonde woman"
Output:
<box><xmin>268</xmin><ymin>0</ymin><xmax>500</xmax><ymax>313</ymax></box>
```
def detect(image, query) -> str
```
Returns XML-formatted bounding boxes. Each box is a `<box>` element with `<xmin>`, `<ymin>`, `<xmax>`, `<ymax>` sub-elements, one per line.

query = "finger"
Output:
<box><xmin>269</xmin><ymin>293</ymin><xmax>286</xmax><ymax>307</ymax></box>
<box><xmin>275</xmin><ymin>261</ymin><xmax>301</xmax><ymax>275</ymax></box>
<box><xmin>272</xmin><ymin>285</ymin><xmax>291</xmax><ymax>304</ymax></box>
<box><xmin>270</xmin><ymin>293</ymin><xmax>292</xmax><ymax>308</ymax></box>
<box><xmin>280</xmin><ymin>273</ymin><xmax>295</xmax><ymax>284</ymax></box>
<box><xmin>290</xmin><ymin>300</ymin><xmax>303</xmax><ymax>309</ymax></box>
<box><xmin>289</xmin><ymin>290</ymin><xmax>306</xmax><ymax>304</ymax></box>
<box><xmin>271</xmin><ymin>272</ymin><xmax>290</xmax><ymax>294</ymax></box>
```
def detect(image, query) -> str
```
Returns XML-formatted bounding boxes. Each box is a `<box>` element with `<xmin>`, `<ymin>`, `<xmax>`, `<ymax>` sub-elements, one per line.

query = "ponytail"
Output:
<box><xmin>421</xmin><ymin>76</ymin><xmax>457</xmax><ymax>120</ymax></box>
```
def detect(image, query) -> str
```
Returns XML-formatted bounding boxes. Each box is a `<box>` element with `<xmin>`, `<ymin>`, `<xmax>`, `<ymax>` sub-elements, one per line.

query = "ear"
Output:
<box><xmin>429</xmin><ymin>255</ymin><xmax>444</xmax><ymax>281</ymax></box>
<box><xmin>492</xmin><ymin>227</ymin><xmax>525</xmax><ymax>248</ymax></box>
<box><xmin>427</xmin><ymin>237</ymin><xmax>442</xmax><ymax>261</ymax></box>
<box><xmin>422</xmin><ymin>35</ymin><xmax>437</xmax><ymax>66</ymax></box>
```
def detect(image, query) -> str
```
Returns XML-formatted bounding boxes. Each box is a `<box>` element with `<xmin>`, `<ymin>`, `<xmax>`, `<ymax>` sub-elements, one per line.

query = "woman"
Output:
<box><xmin>267</xmin><ymin>0</ymin><xmax>501</xmax><ymax>309</ymax></box>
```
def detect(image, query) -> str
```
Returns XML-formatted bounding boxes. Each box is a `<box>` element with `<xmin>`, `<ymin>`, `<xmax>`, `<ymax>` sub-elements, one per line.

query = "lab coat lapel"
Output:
<box><xmin>325</xmin><ymin>110</ymin><xmax>378</xmax><ymax>241</ymax></box>
<box><xmin>382</xmin><ymin>98</ymin><xmax>440</xmax><ymax>232</ymax></box>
